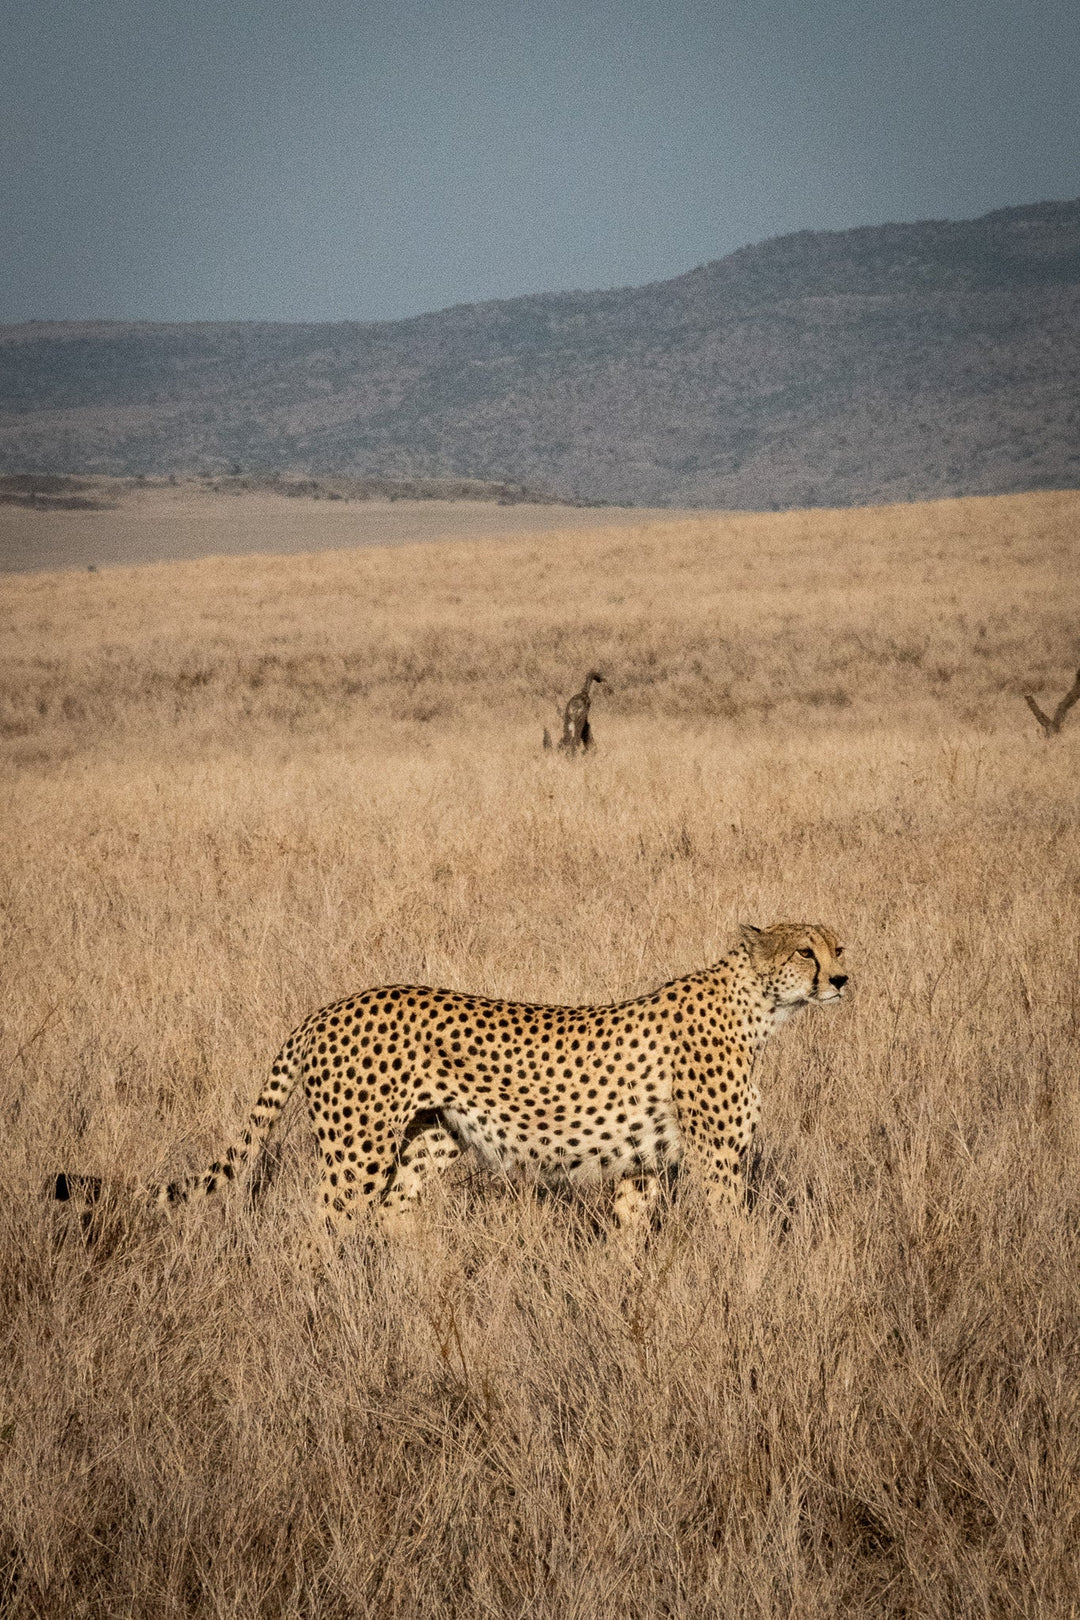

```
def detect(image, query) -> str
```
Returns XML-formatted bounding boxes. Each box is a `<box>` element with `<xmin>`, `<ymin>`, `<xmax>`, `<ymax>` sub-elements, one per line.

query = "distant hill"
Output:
<box><xmin>2</xmin><ymin>200</ymin><xmax>1078</xmax><ymax>509</ymax></box>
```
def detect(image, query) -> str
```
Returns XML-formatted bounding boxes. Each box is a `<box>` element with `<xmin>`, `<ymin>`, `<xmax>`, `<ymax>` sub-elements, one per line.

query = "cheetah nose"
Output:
<box><xmin>830</xmin><ymin>974</ymin><xmax>848</xmax><ymax>990</ymax></box>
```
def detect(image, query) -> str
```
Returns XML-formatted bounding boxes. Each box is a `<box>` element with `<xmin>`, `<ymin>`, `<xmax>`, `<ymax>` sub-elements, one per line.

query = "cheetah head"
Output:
<box><xmin>739</xmin><ymin>921</ymin><xmax>847</xmax><ymax>1023</ymax></box>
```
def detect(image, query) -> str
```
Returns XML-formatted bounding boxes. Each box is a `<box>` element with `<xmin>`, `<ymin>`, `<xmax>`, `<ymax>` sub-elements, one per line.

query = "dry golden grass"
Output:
<box><xmin>2</xmin><ymin>488</ymin><xmax>1079</xmax><ymax>1617</ymax></box>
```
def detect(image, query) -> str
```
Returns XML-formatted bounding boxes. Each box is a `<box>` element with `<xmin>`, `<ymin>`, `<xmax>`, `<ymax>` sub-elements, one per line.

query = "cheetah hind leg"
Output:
<box><xmin>377</xmin><ymin>1118</ymin><xmax>462</xmax><ymax>1238</ymax></box>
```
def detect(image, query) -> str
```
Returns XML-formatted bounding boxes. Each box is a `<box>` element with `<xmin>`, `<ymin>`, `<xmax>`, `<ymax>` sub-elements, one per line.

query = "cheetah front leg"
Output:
<box><xmin>674</xmin><ymin>1071</ymin><xmax>756</xmax><ymax>1221</ymax></box>
<box><xmin>696</xmin><ymin>1149</ymin><xmax>747</xmax><ymax>1217</ymax></box>
<box><xmin>612</xmin><ymin>1172</ymin><xmax>662</xmax><ymax>1252</ymax></box>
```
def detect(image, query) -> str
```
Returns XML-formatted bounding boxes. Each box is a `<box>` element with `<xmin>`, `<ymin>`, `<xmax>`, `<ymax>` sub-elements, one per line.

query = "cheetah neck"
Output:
<box><xmin>727</xmin><ymin>943</ymin><xmax>808</xmax><ymax>1036</ymax></box>
<box><xmin>691</xmin><ymin>946</ymin><xmax>778</xmax><ymax>1054</ymax></box>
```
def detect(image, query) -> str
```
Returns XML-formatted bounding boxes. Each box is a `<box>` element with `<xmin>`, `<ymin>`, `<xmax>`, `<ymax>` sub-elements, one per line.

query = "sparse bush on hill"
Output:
<box><xmin>2</xmin><ymin>201</ymin><xmax>1079</xmax><ymax>508</ymax></box>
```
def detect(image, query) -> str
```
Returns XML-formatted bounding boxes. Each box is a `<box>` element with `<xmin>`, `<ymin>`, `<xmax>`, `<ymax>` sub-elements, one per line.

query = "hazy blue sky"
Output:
<box><xmin>3</xmin><ymin>0</ymin><xmax>1078</xmax><ymax>323</ymax></box>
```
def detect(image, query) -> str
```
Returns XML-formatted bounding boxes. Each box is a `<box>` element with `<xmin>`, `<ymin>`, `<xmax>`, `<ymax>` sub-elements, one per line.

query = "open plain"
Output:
<box><xmin>0</xmin><ymin>476</ymin><xmax>669</xmax><ymax>575</ymax></box>
<box><xmin>2</xmin><ymin>486</ymin><xmax>1079</xmax><ymax>1617</ymax></box>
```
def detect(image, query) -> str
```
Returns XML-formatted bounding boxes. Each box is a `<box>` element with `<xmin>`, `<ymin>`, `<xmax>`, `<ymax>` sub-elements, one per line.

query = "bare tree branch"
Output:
<box><xmin>1052</xmin><ymin>668</ymin><xmax>1080</xmax><ymax>728</ymax></box>
<box><xmin>1023</xmin><ymin>668</ymin><xmax>1080</xmax><ymax>736</ymax></box>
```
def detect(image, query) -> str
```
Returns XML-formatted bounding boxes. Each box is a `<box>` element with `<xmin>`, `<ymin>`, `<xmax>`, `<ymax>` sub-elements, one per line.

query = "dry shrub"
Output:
<box><xmin>1</xmin><ymin>489</ymin><xmax>1078</xmax><ymax>1617</ymax></box>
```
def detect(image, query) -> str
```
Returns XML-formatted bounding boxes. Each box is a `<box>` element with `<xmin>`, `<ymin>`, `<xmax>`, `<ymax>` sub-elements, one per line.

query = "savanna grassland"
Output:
<box><xmin>2</xmin><ymin>488</ymin><xmax>1079</xmax><ymax>1618</ymax></box>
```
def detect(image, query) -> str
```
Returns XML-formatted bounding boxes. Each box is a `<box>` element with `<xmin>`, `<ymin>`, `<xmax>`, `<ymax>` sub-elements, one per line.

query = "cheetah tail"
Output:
<box><xmin>150</xmin><ymin>1037</ymin><xmax>300</xmax><ymax>1209</ymax></box>
<box><xmin>50</xmin><ymin>1039</ymin><xmax>302</xmax><ymax>1218</ymax></box>
<box><xmin>50</xmin><ymin>1171</ymin><xmax>104</xmax><ymax>1207</ymax></box>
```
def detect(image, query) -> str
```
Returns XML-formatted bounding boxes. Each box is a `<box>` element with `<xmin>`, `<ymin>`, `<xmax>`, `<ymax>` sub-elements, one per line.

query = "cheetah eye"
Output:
<box><xmin>834</xmin><ymin>946</ymin><xmax>844</xmax><ymax>957</ymax></box>
<box><xmin>796</xmin><ymin>948</ymin><xmax>815</xmax><ymax>959</ymax></box>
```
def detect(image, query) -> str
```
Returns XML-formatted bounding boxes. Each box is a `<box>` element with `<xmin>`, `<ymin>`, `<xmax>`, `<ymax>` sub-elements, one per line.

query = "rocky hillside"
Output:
<box><xmin>2</xmin><ymin>199</ymin><xmax>1078</xmax><ymax>508</ymax></box>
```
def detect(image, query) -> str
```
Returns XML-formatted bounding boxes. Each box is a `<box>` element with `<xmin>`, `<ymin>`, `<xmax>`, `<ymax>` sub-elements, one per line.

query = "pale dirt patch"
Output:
<box><xmin>0</xmin><ymin>478</ymin><xmax>678</xmax><ymax>573</ymax></box>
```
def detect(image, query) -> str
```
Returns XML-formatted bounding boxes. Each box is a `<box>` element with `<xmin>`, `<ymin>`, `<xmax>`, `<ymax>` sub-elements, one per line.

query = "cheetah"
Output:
<box><xmin>53</xmin><ymin>921</ymin><xmax>846</xmax><ymax>1240</ymax></box>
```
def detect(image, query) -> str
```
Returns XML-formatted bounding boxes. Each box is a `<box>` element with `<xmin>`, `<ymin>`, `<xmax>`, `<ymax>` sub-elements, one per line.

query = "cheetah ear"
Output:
<box><xmin>739</xmin><ymin>924</ymin><xmax>762</xmax><ymax>948</ymax></box>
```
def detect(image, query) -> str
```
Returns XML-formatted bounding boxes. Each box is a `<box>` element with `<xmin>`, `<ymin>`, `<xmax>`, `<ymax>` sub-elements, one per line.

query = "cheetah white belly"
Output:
<box><xmin>441</xmin><ymin>1098</ymin><xmax>683</xmax><ymax>1185</ymax></box>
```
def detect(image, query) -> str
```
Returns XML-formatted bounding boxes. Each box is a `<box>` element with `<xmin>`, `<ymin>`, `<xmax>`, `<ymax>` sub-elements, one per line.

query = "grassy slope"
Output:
<box><xmin>1</xmin><ymin>489</ymin><xmax>1079</xmax><ymax>1617</ymax></box>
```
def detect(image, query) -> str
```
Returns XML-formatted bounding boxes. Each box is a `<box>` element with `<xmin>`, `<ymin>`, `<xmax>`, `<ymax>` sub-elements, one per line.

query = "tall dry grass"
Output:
<box><xmin>1</xmin><ymin>489</ymin><xmax>1079</xmax><ymax>1617</ymax></box>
